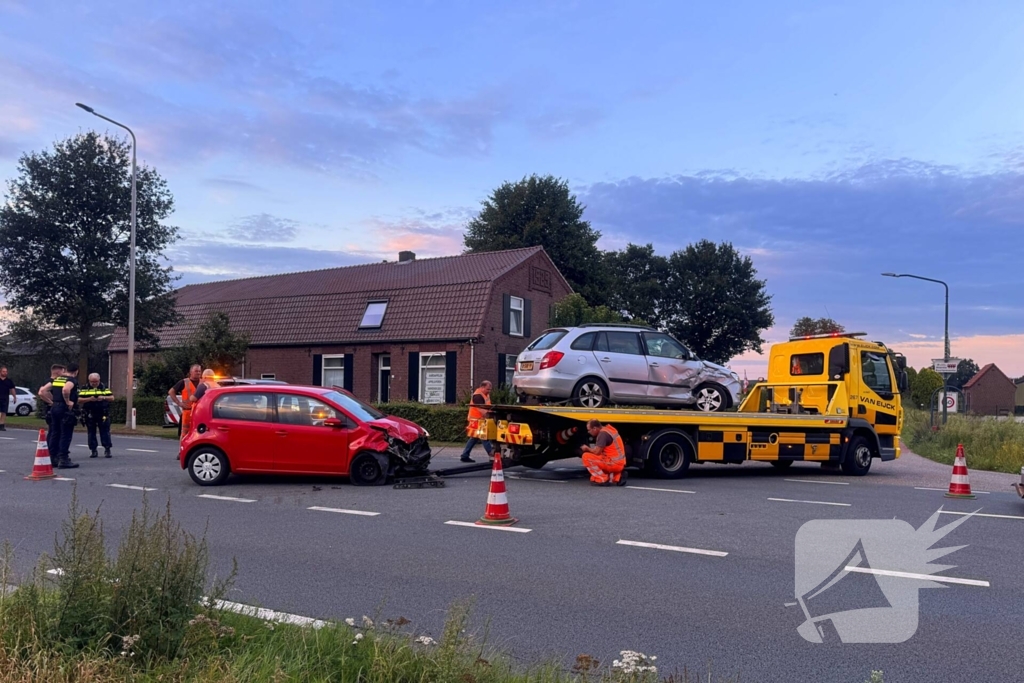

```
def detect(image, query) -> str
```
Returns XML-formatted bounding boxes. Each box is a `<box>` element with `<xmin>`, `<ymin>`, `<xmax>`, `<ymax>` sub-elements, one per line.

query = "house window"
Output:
<box><xmin>322</xmin><ymin>355</ymin><xmax>345</xmax><ymax>388</ymax></box>
<box><xmin>359</xmin><ymin>301</ymin><xmax>388</xmax><ymax>329</ymax></box>
<box><xmin>509</xmin><ymin>296</ymin><xmax>524</xmax><ymax>337</ymax></box>
<box><xmin>505</xmin><ymin>354</ymin><xmax>517</xmax><ymax>387</ymax></box>
<box><xmin>260</xmin><ymin>373</ymin><xmax>276</xmax><ymax>380</ymax></box>
<box><xmin>419</xmin><ymin>353</ymin><xmax>446</xmax><ymax>404</ymax></box>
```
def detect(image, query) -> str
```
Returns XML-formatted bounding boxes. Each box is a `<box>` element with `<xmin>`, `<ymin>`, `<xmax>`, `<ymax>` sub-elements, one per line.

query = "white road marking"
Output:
<box><xmin>617</xmin><ymin>539</ymin><xmax>728</xmax><ymax>557</ymax></box>
<box><xmin>784</xmin><ymin>478</ymin><xmax>850</xmax><ymax>486</ymax></box>
<box><xmin>54</xmin><ymin>477</ymin><xmax>76</xmax><ymax>481</ymax></box>
<box><xmin>76</xmin><ymin>444</ymin><xmax>90</xmax><ymax>448</ymax></box>
<box><xmin>626</xmin><ymin>485</ymin><xmax>696</xmax><ymax>494</ymax></box>
<box><xmin>46</xmin><ymin>569</ymin><xmax>64</xmax><ymax>576</ymax></box>
<box><xmin>768</xmin><ymin>497</ymin><xmax>850</xmax><ymax>507</ymax></box>
<box><xmin>0</xmin><ymin>436</ymin><xmax>16</xmax><ymax>440</ymax></box>
<box><xmin>939</xmin><ymin>510</ymin><xmax>1024</xmax><ymax>521</ymax></box>
<box><xmin>197</xmin><ymin>494</ymin><xmax>256</xmax><ymax>503</ymax></box>
<box><xmin>915</xmin><ymin>486</ymin><xmax>989</xmax><ymax>494</ymax></box>
<box><xmin>308</xmin><ymin>506</ymin><xmax>380</xmax><ymax>516</ymax></box>
<box><xmin>0</xmin><ymin>470</ymin><xmax>5</xmax><ymax>473</ymax></box>
<box><xmin>209</xmin><ymin>598</ymin><xmax>328</xmax><ymax>629</ymax></box>
<box><xmin>844</xmin><ymin>566</ymin><xmax>990</xmax><ymax>588</ymax></box>
<box><xmin>126</xmin><ymin>448</ymin><xmax>158</xmax><ymax>453</ymax></box>
<box><xmin>505</xmin><ymin>474</ymin><xmax>567</xmax><ymax>483</ymax></box>
<box><xmin>107</xmin><ymin>484</ymin><xmax>157</xmax><ymax>492</ymax></box>
<box><xmin>444</xmin><ymin>520</ymin><xmax>532</xmax><ymax>533</ymax></box>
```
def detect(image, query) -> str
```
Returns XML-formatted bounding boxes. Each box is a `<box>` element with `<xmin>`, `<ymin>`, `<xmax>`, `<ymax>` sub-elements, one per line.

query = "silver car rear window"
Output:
<box><xmin>527</xmin><ymin>330</ymin><xmax>567</xmax><ymax>350</ymax></box>
<box><xmin>570</xmin><ymin>332</ymin><xmax>597</xmax><ymax>350</ymax></box>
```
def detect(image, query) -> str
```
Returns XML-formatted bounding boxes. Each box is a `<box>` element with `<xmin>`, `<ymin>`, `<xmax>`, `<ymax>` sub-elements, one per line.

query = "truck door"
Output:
<box><xmin>857</xmin><ymin>351</ymin><xmax>900</xmax><ymax>429</ymax></box>
<box><xmin>593</xmin><ymin>331</ymin><xmax>650</xmax><ymax>400</ymax></box>
<box><xmin>642</xmin><ymin>331</ymin><xmax>700</xmax><ymax>402</ymax></box>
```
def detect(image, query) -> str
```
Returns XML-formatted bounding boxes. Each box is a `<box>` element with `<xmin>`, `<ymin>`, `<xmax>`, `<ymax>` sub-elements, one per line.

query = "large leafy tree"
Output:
<box><xmin>790</xmin><ymin>317</ymin><xmax>845</xmax><ymax>338</ymax></box>
<box><xmin>0</xmin><ymin>132</ymin><xmax>178</xmax><ymax>377</ymax></box>
<box><xmin>137</xmin><ymin>312</ymin><xmax>250</xmax><ymax>397</ymax></box>
<box><xmin>910</xmin><ymin>367</ymin><xmax>945</xmax><ymax>410</ymax></box>
<box><xmin>463</xmin><ymin>175</ymin><xmax>609</xmax><ymax>304</ymax></box>
<box><xmin>948</xmin><ymin>358</ymin><xmax>980</xmax><ymax>390</ymax></box>
<box><xmin>604</xmin><ymin>243</ymin><xmax>669</xmax><ymax>327</ymax></box>
<box><xmin>549</xmin><ymin>293</ymin><xmax>622</xmax><ymax>328</ymax></box>
<box><xmin>662</xmin><ymin>240</ymin><xmax>774</xmax><ymax>364</ymax></box>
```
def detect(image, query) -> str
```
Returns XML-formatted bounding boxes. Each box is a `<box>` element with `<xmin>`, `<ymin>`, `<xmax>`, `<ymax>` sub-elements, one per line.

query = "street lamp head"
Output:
<box><xmin>881</xmin><ymin>272</ymin><xmax>900</xmax><ymax>278</ymax></box>
<box><xmin>75</xmin><ymin>102</ymin><xmax>95</xmax><ymax>113</ymax></box>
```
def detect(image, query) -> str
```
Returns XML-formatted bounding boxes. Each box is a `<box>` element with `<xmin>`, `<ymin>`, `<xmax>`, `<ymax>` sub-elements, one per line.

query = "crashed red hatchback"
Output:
<box><xmin>179</xmin><ymin>385</ymin><xmax>431</xmax><ymax>486</ymax></box>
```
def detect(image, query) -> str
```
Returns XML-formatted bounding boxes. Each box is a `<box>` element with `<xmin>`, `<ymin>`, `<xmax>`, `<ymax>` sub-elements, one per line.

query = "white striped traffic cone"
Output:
<box><xmin>945</xmin><ymin>443</ymin><xmax>975</xmax><ymax>499</ymax></box>
<box><xmin>476</xmin><ymin>455</ymin><xmax>517</xmax><ymax>526</ymax></box>
<box><xmin>25</xmin><ymin>429</ymin><xmax>56</xmax><ymax>481</ymax></box>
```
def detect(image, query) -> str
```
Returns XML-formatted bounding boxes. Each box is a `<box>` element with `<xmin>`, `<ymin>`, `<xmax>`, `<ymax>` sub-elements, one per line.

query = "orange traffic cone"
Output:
<box><xmin>476</xmin><ymin>455</ymin><xmax>517</xmax><ymax>526</ymax></box>
<box><xmin>25</xmin><ymin>429</ymin><xmax>56</xmax><ymax>481</ymax></box>
<box><xmin>555</xmin><ymin>426</ymin><xmax>577</xmax><ymax>445</ymax></box>
<box><xmin>945</xmin><ymin>443</ymin><xmax>975</xmax><ymax>499</ymax></box>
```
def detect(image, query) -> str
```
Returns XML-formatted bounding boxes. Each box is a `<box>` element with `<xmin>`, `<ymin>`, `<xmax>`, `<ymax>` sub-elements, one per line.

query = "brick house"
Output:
<box><xmin>106</xmin><ymin>247</ymin><xmax>572</xmax><ymax>403</ymax></box>
<box><xmin>1014</xmin><ymin>377</ymin><xmax>1024</xmax><ymax>415</ymax></box>
<box><xmin>962</xmin><ymin>363</ymin><xmax>1016</xmax><ymax>416</ymax></box>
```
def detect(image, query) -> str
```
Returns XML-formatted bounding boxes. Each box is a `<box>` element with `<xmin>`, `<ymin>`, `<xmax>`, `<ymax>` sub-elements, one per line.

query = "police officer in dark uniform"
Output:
<box><xmin>79</xmin><ymin>372</ymin><xmax>114</xmax><ymax>458</ymax></box>
<box><xmin>41</xmin><ymin>363</ymin><xmax>80</xmax><ymax>469</ymax></box>
<box><xmin>38</xmin><ymin>363</ymin><xmax>67</xmax><ymax>467</ymax></box>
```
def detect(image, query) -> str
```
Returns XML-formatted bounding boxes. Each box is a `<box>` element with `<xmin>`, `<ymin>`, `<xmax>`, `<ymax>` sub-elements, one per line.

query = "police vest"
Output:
<box><xmin>80</xmin><ymin>384</ymin><xmax>113</xmax><ymax>414</ymax></box>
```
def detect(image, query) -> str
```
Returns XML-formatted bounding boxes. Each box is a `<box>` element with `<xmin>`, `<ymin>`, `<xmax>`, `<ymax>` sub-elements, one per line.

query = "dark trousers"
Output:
<box><xmin>48</xmin><ymin>408</ymin><xmax>74</xmax><ymax>459</ymax></box>
<box><xmin>45</xmin><ymin>412</ymin><xmax>59</xmax><ymax>462</ymax></box>
<box><xmin>86</xmin><ymin>414</ymin><xmax>112</xmax><ymax>451</ymax></box>
<box><xmin>460</xmin><ymin>437</ymin><xmax>494</xmax><ymax>460</ymax></box>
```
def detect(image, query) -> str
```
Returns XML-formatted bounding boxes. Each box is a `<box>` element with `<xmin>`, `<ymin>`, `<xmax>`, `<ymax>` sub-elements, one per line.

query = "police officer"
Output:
<box><xmin>52</xmin><ymin>363</ymin><xmax>81</xmax><ymax>469</ymax></box>
<box><xmin>79</xmin><ymin>372</ymin><xmax>114</xmax><ymax>458</ymax></box>
<box><xmin>38</xmin><ymin>364</ymin><xmax>67</xmax><ymax>467</ymax></box>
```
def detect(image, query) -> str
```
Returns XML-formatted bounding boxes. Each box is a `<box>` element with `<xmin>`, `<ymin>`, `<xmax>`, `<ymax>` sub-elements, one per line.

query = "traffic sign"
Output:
<box><xmin>932</xmin><ymin>359</ymin><xmax>962</xmax><ymax>375</ymax></box>
<box><xmin>939</xmin><ymin>392</ymin><xmax>959</xmax><ymax>413</ymax></box>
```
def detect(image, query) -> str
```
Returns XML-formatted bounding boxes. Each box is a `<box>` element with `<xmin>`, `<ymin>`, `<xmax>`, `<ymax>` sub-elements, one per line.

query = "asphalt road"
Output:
<box><xmin>1</xmin><ymin>425</ymin><xmax>1021</xmax><ymax>683</ymax></box>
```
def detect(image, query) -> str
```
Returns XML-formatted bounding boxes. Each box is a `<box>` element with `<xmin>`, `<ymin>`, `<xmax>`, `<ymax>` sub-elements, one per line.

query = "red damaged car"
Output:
<box><xmin>179</xmin><ymin>385</ymin><xmax>432</xmax><ymax>486</ymax></box>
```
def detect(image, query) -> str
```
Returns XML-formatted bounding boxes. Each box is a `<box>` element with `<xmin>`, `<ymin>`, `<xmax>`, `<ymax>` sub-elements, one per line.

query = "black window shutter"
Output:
<box><xmin>501</xmin><ymin>293</ymin><xmax>511</xmax><ymax>335</ymax></box>
<box><xmin>445</xmin><ymin>351</ymin><xmax>458</xmax><ymax>404</ymax></box>
<box><xmin>312</xmin><ymin>354</ymin><xmax>323</xmax><ymax>386</ymax></box>
<box><xmin>523</xmin><ymin>298</ymin><xmax>532</xmax><ymax>338</ymax></box>
<box><xmin>408</xmin><ymin>352</ymin><xmax>419</xmax><ymax>401</ymax></box>
<box><xmin>497</xmin><ymin>354</ymin><xmax>507</xmax><ymax>388</ymax></box>
<box><xmin>343</xmin><ymin>354</ymin><xmax>354</xmax><ymax>392</ymax></box>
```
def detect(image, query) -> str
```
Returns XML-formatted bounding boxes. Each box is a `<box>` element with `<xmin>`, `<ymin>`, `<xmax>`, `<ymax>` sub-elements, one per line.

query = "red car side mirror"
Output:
<box><xmin>323</xmin><ymin>417</ymin><xmax>344</xmax><ymax>428</ymax></box>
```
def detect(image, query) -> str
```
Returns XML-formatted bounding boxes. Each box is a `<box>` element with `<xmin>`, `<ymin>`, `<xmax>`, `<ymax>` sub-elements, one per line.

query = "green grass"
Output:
<box><xmin>901</xmin><ymin>408</ymin><xmax>1024</xmax><ymax>474</ymax></box>
<box><xmin>3</xmin><ymin>415</ymin><xmax>177</xmax><ymax>439</ymax></box>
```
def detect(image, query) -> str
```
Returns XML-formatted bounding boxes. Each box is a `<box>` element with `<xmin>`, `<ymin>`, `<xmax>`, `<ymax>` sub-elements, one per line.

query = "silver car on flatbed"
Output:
<box><xmin>512</xmin><ymin>324</ymin><xmax>742</xmax><ymax>411</ymax></box>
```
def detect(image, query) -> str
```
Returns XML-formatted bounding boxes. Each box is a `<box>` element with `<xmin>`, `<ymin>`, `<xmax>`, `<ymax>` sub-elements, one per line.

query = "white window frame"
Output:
<box><xmin>505</xmin><ymin>354</ymin><xmax>518</xmax><ymax>387</ymax></box>
<box><xmin>359</xmin><ymin>300</ymin><xmax>388</xmax><ymax>329</ymax></box>
<box><xmin>260</xmin><ymin>373</ymin><xmax>276</xmax><ymax>380</ymax></box>
<box><xmin>419</xmin><ymin>353</ymin><xmax>446</xmax><ymax>405</ymax></box>
<box><xmin>509</xmin><ymin>295</ymin><xmax>524</xmax><ymax>337</ymax></box>
<box><xmin>322</xmin><ymin>354</ymin><xmax>345</xmax><ymax>388</ymax></box>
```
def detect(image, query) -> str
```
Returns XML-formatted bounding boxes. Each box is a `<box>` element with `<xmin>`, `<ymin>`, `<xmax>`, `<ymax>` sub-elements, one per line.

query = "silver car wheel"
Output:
<box><xmin>578</xmin><ymin>382</ymin><xmax>605</xmax><ymax>408</ymax></box>
<box><xmin>695</xmin><ymin>386</ymin><xmax>723</xmax><ymax>412</ymax></box>
<box><xmin>192</xmin><ymin>452</ymin><xmax>221</xmax><ymax>482</ymax></box>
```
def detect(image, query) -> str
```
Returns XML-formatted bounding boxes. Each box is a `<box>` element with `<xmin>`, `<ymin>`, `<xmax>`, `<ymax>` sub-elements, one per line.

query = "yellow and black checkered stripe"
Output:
<box><xmin>697</xmin><ymin>429</ymin><xmax>842</xmax><ymax>463</ymax></box>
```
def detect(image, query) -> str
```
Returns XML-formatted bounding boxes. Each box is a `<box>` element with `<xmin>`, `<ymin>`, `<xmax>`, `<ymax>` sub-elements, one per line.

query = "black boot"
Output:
<box><xmin>89</xmin><ymin>450</ymin><xmax>98</xmax><ymax>458</ymax></box>
<box><xmin>57</xmin><ymin>456</ymin><xmax>79</xmax><ymax>469</ymax></box>
<box><xmin>104</xmin><ymin>448</ymin><xmax>111</xmax><ymax>458</ymax></box>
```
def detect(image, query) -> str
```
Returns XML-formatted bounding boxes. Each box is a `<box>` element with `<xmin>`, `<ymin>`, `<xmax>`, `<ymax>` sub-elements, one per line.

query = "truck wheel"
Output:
<box><xmin>694</xmin><ymin>384</ymin><xmax>728</xmax><ymax>412</ymax></box>
<box><xmin>572</xmin><ymin>378</ymin><xmax>608</xmax><ymax>408</ymax></box>
<box><xmin>645</xmin><ymin>431</ymin><xmax>693</xmax><ymax>479</ymax></box>
<box><xmin>770</xmin><ymin>460</ymin><xmax>793</xmax><ymax>470</ymax></box>
<box><xmin>349</xmin><ymin>452</ymin><xmax>388</xmax><ymax>486</ymax></box>
<box><xmin>841</xmin><ymin>436</ymin><xmax>873</xmax><ymax>476</ymax></box>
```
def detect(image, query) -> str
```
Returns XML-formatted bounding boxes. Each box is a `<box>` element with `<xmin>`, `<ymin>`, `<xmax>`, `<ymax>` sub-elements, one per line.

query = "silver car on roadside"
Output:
<box><xmin>512</xmin><ymin>324</ymin><xmax>742</xmax><ymax>411</ymax></box>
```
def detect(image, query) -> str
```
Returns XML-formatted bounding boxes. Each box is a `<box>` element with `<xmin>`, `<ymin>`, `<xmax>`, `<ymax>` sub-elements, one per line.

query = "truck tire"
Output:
<box><xmin>841</xmin><ymin>435</ymin><xmax>873</xmax><ymax>476</ymax></box>
<box><xmin>572</xmin><ymin>378</ymin><xmax>609</xmax><ymax>409</ymax></box>
<box><xmin>644</xmin><ymin>430</ymin><xmax>693</xmax><ymax>479</ymax></box>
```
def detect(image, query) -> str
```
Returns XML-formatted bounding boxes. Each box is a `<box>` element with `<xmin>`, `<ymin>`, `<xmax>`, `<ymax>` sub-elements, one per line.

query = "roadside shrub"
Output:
<box><xmin>375</xmin><ymin>402</ymin><xmax>467</xmax><ymax>442</ymax></box>
<box><xmin>108</xmin><ymin>397</ymin><xmax>166</xmax><ymax>426</ymax></box>
<box><xmin>902</xmin><ymin>408</ymin><xmax>1024</xmax><ymax>473</ymax></box>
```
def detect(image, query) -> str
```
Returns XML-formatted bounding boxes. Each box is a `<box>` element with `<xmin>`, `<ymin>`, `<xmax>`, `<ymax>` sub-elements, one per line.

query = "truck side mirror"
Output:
<box><xmin>827</xmin><ymin>343</ymin><xmax>850</xmax><ymax>380</ymax></box>
<box><xmin>897</xmin><ymin>370</ymin><xmax>909</xmax><ymax>393</ymax></box>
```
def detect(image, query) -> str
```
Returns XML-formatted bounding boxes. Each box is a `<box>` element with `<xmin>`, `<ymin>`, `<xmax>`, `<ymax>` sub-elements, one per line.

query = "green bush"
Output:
<box><xmin>108</xmin><ymin>397</ymin><xmax>166</xmax><ymax>426</ymax></box>
<box><xmin>374</xmin><ymin>402</ymin><xmax>467</xmax><ymax>443</ymax></box>
<box><xmin>902</xmin><ymin>408</ymin><xmax>1024</xmax><ymax>474</ymax></box>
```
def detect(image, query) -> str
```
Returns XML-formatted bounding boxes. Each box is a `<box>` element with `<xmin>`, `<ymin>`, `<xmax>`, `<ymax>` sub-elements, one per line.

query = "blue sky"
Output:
<box><xmin>2</xmin><ymin>1</ymin><xmax>1023</xmax><ymax>373</ymax></box>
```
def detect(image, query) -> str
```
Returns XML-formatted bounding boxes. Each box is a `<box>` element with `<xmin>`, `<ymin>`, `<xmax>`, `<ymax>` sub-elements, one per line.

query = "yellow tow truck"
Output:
<box><xmin>479</xmin><ymin>333</ymin><xmax>908</xmax><ymax>478</ymax></box>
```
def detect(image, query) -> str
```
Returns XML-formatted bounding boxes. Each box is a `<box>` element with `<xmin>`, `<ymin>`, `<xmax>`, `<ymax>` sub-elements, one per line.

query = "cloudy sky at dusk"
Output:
<box><xmin>2</xmin><ymin>1</ymin><xmax>1023</xmax><ymax>374</ymax></box>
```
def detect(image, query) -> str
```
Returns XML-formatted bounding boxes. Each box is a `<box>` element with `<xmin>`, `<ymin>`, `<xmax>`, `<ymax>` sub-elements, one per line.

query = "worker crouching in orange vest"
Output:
<box><xmin>580</xmin><ymin>419</ymin><xmax>627</xmax><ymax>487</ymax></box>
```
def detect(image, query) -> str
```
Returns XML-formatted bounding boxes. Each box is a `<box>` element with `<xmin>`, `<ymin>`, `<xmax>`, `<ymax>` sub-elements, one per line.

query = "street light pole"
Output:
<box><xmin>882</xmin><ymin>272</ymin><xmax>951</xmax><ymax>424</ymax></box>
<box><xmin>76</xmin><ymin>103</ymin><xmax>137</xmax><ymax>430</ymax></box>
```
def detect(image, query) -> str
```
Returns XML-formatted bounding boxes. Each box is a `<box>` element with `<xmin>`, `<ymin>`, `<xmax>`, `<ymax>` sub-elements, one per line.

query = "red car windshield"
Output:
<box><xmin>323</xmin><ymin>390</ymin><xmax>386</xmax><ymax>422</ymax></box>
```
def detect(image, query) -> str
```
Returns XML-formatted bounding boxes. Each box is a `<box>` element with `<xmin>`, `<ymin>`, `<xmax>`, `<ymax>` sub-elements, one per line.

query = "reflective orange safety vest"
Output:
<box><xmin>467</xmin><ymin>388</ymin><xmax>490</xmax><ymax>421</ymax></box>
<box><xmin>180</xmin><ymin>379</ymin><xmax>197</xmax><ymax>411</ymax></box>
<box><xmin>599</xmin><ymin>425</ymin><xmax>626</xmax><ymax>466</ymax></box>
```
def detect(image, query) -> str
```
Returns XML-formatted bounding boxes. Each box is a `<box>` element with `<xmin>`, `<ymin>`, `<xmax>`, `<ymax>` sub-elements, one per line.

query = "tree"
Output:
<box><xmin>463</xmin><ymin>175</ymin><xmax>609</xmax><ymax>304</ymax></box>
<box><xmin>903</xmin><ymin>366</ymin><xmax>918</xmax><ymax>401</ymax></box>
<box><xmin>948</xmin><ymin>358</ymin><xmax>980</xmax><ymax>390</ymax></box>
<box><xmin>789</xmin><ymin>317</ymin><xmax>845</xmax><ymax>338</ymax></box>
<box><xmin>137</xmin><ymin>312</ymin><xmax>250</xmax><ymax>397</ymax></box>
<box><xmin>910</xmin><ymin>367</ymin><xmax>945</xmax><ymax>410</ymax></box>
<box><xmin>604</xmin><ymin>243</ymin><xmax>669</xmax><ymax>327</ymax></box>
<box><xmin>549</xmin><ymin>293</ymin><xmax>622</xmax><ymax>328</ymax></box>
<box><xmin>661</xmin><ymin>240</ymin><xmax>774</xmax><ymax>364</ymax></box>
<box><xmin>0</xmin><ymin>132</ymin><xmax>178</xmax><ymax>379</ymax></box>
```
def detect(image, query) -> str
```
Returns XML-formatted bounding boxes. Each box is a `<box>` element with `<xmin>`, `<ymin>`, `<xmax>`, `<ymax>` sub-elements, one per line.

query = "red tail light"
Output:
<box><xmin>509</xmin><ymin>424</ymin><xmax>521</xmax><ymax>434</ymax></box>
<box><xmin>539</xmin><ymin>351</ymin><xmax>564</xmax><ymax>369</ymax></box>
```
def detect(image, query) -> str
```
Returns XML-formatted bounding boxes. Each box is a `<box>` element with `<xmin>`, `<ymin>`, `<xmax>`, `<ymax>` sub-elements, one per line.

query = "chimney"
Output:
<box><xmin>398</xmin><ymin>251</ymin><xmax>416</xmax><ymax>262</ymax></box>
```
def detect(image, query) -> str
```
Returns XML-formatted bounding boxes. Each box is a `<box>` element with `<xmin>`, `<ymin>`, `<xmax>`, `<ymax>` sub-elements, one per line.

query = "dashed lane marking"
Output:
<box><xmin>625</xmin><ymin>485</ymin><xmax>696</xmax><ymax>494</ymax></box>
<box><xmin>844</xmin><ymin>566</ymin><xmax>990</xmax><ymax>588</ymax></box>
<box><xmin>768</xmin><ymin>497</ymin><xmax>850</xmax><ymax>507</ymax></box>
<box><xmin>54</xmin><ymin>477</ymin><xmax>75</xmax><ymax>481</ymax></box>
<box><xmin>444</xmin><ymin>520</ymin><xmax>532</xmax><ymax>533</ymax></box>
<box><xmin>209</xmin><ymin>599</ymin><xmax>328</xmax><ymax>628</ymax></box>
<box><xmin>308</xmin><ymin>506</ymin><xmax>380</xmax><ymax>516</ymax></box>
<box><xmin>617</xmin><ymin>539</ymin><xmax>728</xmax><ymax>557</ymax></box>
<box><xmin>0</xmin><ymin>436</ymin><xmax>16</xmax><ymax>440</ymax></box>
<box><xmin>197</xmin><ymin>494</ymin><xmax>256</xmax><ymax>503</ymax></box>
<box><xmin>939</xmin><ymin>510</ymin><xmax>1024</xmax><ymax>521</ymax></box>
<box><xmin>505</xmin><ymin>474</ymin><xmax>568</xmax><ymax>483</ymax></box>
<box><xmin>915</xmin><ymin>486</ymin><xmax>989</xmax><ymax>494</ymax></box>
<box><xmin>107</xmin><ymin>484</ymin><xmax>157</xmax><ymax>492</ymax></box>
<box><xmin>126</xmin><ymin>448</ymin><xmax>159</xmax><ymax>453</ymax></box>
<box><xmin>784</xmin><ymin>478</ymin><xmax>850</xmax><ymax>486</ymax></box>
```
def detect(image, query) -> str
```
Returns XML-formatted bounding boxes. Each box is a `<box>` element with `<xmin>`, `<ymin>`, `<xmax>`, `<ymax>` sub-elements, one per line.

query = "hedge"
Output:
<box><xmin>373</xmin><ymin>402</ymin><xmax>467</xmax><ymax>443</ymax></box>
<box><xmin>109</xmin><ymin>397</ymin><xmax>167</xmax><ymax>426</ymax></box>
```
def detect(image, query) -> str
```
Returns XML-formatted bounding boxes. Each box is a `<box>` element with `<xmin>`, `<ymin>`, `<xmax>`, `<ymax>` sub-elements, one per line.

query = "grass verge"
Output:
<box><xmin>901</xmin><ymin>408</ymin><xmax>1024</xmax><ymax>474</ymax></box>
<box><xmin>3</xmin><ymin>415</ymin><xmax>176</xmax><ymax>439</ymax></box>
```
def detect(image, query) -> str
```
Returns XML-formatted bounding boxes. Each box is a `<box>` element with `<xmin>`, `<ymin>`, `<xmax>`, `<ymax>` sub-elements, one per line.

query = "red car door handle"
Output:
<box><xmin>275</xmin><ymin>430</ymin><xmax>287</xmax><ymax>436</ymax></box>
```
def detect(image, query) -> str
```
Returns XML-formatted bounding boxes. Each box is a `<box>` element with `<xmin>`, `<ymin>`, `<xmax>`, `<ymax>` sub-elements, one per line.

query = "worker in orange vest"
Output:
<box><xmin>169</xmin><ymin>364</ymin><xmax>202</xmax><ymax>439</ymax></box>
<box><xmin>460</xmin><ymin>380</ymin><xmax>494</xmax><ymax>463</ymax></box>
<box><xmin>580</xmin><ymin>418</ymin><xmax>627</xmax><ymax>486</ymax></box>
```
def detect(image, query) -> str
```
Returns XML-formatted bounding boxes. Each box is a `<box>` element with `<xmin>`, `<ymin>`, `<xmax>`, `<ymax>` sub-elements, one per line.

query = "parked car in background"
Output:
<box><xmin>179</xmin><ymin>385</ymin><xmax>431</xmax><ymax>486</ymax></box>
<box><xmin>512</xmin><ymin>324</ymin><xmax>742</xmax><ymax>411</ymax></box>
<box><xmin>164</xmin><ymin>377</ymin><xmax>287</xmax><ymax>427</ymax></box>
<box><xmin>6</xmin><ymin>387</ymin><xmax>36</xmax><ymax>417</ymax></box>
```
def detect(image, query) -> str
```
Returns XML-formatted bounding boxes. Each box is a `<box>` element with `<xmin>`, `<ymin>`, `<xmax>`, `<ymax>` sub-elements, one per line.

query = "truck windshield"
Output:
<box><xmin>860</xmin><ymin>352</ymin><xmax>893</xmax><ymax>394</ymax></box>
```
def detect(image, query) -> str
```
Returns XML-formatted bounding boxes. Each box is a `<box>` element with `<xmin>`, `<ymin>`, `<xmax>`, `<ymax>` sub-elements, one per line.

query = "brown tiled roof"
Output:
<box><xmin>109</xmin><ymin>247</ymin><xmax>564</xmax><ymax>350</ymax></box>
<box><xmin>962</xmin><ymin>363</ymin><xmax>1014</xmax><ymax>391</ymax></box>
